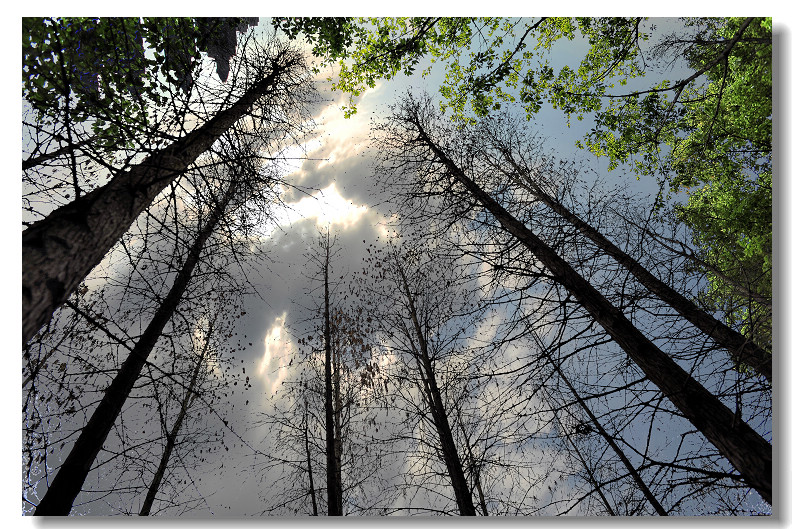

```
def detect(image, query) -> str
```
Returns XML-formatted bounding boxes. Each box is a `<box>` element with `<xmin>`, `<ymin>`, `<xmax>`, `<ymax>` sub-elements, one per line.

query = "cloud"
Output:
<box><xmin>271</xmin><ymin>183</ymin><xmax>369</xmax><ymax>234</ymax></box>
<box><xmin>255</xmin><ymin>312</ymin><xmax>292</xmax><ymax>395</ymax></box>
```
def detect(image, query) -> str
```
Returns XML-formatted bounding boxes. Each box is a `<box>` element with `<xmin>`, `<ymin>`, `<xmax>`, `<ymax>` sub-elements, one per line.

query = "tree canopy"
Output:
<box><xmin>275</xmin><ymin>15</ymin><xmax>773</xmax><ymax>363</ymax></box>
<box><xmin>22</xmin><ymin>17</ymin><xmax>773</xmax><ymax>516</ymax></box>
<box><xmin>23</xmin><ymin>17</ymin><xmax>258</xmax><ymax>146</ymax></box>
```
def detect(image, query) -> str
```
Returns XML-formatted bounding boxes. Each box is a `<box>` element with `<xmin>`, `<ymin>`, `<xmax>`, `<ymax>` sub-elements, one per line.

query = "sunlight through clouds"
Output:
<box><xmin>256</xmin><ymin>312</ymin><xmax>291</xmax><ymax>394</ymax></box>
<box><xmin>260</xmin><ymin>182</ymin><xmax>369</xmax><ymax>237</ymax></box>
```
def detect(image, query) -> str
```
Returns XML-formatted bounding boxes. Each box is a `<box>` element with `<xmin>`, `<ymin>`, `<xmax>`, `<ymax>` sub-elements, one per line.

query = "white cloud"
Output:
<box><xmin>256</xmin><ymin>312</ymin><xmax>292</xmax><ymax>395</ymax></box>
<box><xmin>263</xmin><ymin>182</ymin><xmax>369</xmax><ymax>237</ymax></box>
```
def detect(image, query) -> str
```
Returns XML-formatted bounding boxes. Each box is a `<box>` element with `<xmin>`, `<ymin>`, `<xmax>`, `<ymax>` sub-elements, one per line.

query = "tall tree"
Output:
<box><xmin>33</xmin><ymin>153</ymin><xmax>251</xmax><ymax>515</ymax></box>
<box><xmin>138</xmin><ymin>315</ymin><xmax>217</xmax><ymax>516</ymax></box>
<box><xmin>255</xmin><ymin>229</ymin><xmax>385</xmax><ymax>516</ymax></box>
<box><xmin>534</xmin><ymin>329</ymin><xmax>668</xmax><ymax>515</ymax></box>
<box><xmin>354</xmin><ymin>239</ymin><xmax>482</xmax><ymax>515</ymax></box>
<box><xmin>391</xmin><ymin>256</ymin><xmax>477</xmax><ymax>515</ymax></box>
<box><xmin>320</xmin><ymin>231</ymin><xmax>343</xmax><ymax>516</ymax></box>
<box><xmin>373</xmin><ymin>95</ymin><xmax>771</xmax><ymax>504</ymax></box>
<box><xmin>23</xmin><ymin>39</ymin><xmax>307</xmax><ymax>345</ymax></box>
<box><xmin>475</xmin><ymin>115</ymin><xmax>770</xmax><ymax>381</ymax></box>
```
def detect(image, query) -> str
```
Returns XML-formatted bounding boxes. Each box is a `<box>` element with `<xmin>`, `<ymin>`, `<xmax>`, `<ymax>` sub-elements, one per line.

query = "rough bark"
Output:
<box><xmin>23</xmin><ymin>53</ymin><xmax>296</xmax><ymax>345</ymax></box>
<box><xmin>34</xmin><ymin>180</ymin><xmax>237</xmax><ymax>516</ymax></box>
<box><xmin>139</xmin><ymin>321</ymin><xmax>214</xmax><ymax>516</ymax></box>
<box><xmin>396</xmin><ymin>261</ymin><xmax>477</xmax><ymax>516</ymax></box>
<box><xmin>499</xmin><ymin>151</ymin><xmax>771</xmax><ymax>382</ymax></box>
<box><xmin>409</xmin><ymin>115</ymin><xmax>772</xmax><ymax>504</ymax></box>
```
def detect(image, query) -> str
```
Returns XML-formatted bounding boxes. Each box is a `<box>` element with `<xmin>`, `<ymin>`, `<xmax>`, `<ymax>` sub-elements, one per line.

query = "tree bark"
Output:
<box><xmin>23</xmin><ymin>53</ymin><xmax>296</xmax><ymax>346</ymax></box>
<box><xmin>138</xmin><ymin>320</ymin><xmax>214</xmax><ymax>516</ymax></box>
<box><xmin>34</xmin><ymin>179</ymin><xmax>237</xmax><ymax>516</ymax></box>
<box><xmin>323</xmin><ymin>236</ymin><xmax>342</xmax><ymax>516</ymax></box>
<box><xmin>408</xmin><ymin>113</ymin><xmax>772</xmax><ymax>504</ymax></box>
<box><xmin>497</xmin><ymin>150</ymin><xmax>771</xmax><ymax>382</ymax></box>
<box><xmin>396</xmin><ymin>261</ymin><xmax>477</xmax><ymax>516</ymax></box>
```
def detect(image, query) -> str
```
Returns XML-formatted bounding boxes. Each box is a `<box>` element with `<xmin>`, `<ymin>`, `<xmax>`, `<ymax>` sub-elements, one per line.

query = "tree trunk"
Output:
<box><xmin>396</xmin><ymin>261</ymin><xmax>477</xmax><ymax>516</ymax></box>
<box><xmin>304</xmin><ymin>404</ymin><xmax>319</xmax><ymax>516</ymax></box>
<box><xmin>539</xmin><ymin>332</ymin><xmax>667</xmax><ymax>515</ymax></box>
<box><xmin>332</xmin><ymin>338</ymin><xmax>344</xmax><ymax>511</ymax></box>
<box><xmin>409</xmin><ymin>114</ymin><xmax>772</xmax><ymax>504</ymax></box>
<box><xmin>139</xmin><ymin>320</ymin><xmax>214</xmax><ymax>516</ymax></box>
<box><xmin>498</xmin><ymin>150</ymin><xmax>771</xmax><ymax>382</ymax></box>
<box><xmin>34</xmin><ymin>179</ymin><xmax>237</xmax><ymax>516</ymax></box>
<box><xmin>456</xmin><ymin>411</ymin><xmax>488</xmax><ymax>515</ymax></box>
<box><xmin>23</xmin><ymin>54</ymin><xmax>296</xmax><ymax>345</ymax></box>
<box><xmin>323</xmin><ymin>237</ymin><xmax>342</xmax><ymax>516</ymax></box>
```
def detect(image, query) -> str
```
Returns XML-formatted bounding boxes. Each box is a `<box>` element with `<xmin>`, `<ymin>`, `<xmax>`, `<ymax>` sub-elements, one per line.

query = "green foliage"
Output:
<box><xmin>274</xmin><ymin>17</ymin><xmax>652</xmax><ymax>123</ymax></box>
<box><xmin>277</xmin><ymin>16</ymin><xmax>772</xmax><ymax>352</ymax></box>
<box><xmin>23</xmin><ymin>17</ymin><xmax>257</xmax><ymax>147</ymax></box>
<box><xmin>670</xmin><ymin>18</ymin><xmax>772</xmax><ymax>349</ymax></box>
<box><xmin>678</xmin><ymin>173</ymin><xmax>772</xmax><ymax>351</ymax></box>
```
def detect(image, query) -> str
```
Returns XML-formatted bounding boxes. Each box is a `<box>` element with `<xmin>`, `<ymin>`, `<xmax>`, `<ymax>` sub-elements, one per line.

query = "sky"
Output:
<box><xmin>12</xmin><ymin>14</ymin><xmax>789</xmax><ymax>524</ymax></box>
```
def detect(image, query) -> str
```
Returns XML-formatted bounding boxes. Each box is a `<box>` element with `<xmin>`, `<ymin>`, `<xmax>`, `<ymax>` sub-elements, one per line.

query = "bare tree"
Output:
<box><xmin>371</xmin><ymin>94</ymin><xmax>771</xmax><ymax>504</ymax></box>
<box><xmin>138</xmin><ymin>314</ymin><xmax>218</xmax><ymax>515</ymax></box>
<box><xmin>23</xmin><ymin>39</ymin><xmax>309</xmax><ymax>345</ymax></box>
<box><xmin>474</xmin><ymin>115</ymin><xmax>770</xmax><ymax>382</ymax></box>
<box><xmin>253</xmin><ymin>229</ymin><xmax>386</xmax><ymax>516</ymax></box>
<box><xmin>320</xmin><ymin>230</ymin><xmax>343</xmax><ymax>515</ymax></box>
<box><xmin>352</xmin><ymin>237</ymin><xmax>486</xmax><ymax>515</ymax></box>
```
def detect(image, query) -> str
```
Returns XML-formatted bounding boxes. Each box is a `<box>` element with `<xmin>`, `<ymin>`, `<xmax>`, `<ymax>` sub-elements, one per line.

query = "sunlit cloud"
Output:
<box><xmin>310</xmin><ymin>94</ymin><xmax>374</xmax><ymax>169</ymax></box>
<box><xmin>259</xmin><ymin>183</ymin><xmax>369</xmax><ymax>238</ymax></box>
<box><xmin>256</xmin><ymin>312</ymin><xmax>291</xmax><ymax>394</ymax></box>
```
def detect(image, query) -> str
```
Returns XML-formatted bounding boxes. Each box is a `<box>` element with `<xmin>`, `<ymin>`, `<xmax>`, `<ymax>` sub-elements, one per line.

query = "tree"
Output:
<box><xmin>534</xmin><ymin>329</ymin><xmax>668</xmax><ymax>515</ymax></box>
<box><xmin>588</xmin><ymin>18</ymin><xmax>772</xmax><ymax>353</ymax></box>
<box><xmin>273</xmin><ymin>17</ymin><xmax>654</xmax><ymax>121</ymax></box>
<box><xmin>475</xmin><ymin>114</ymin><xmax>770</xmax><ymax>381</ymax></box>
<box><xmin>372</xmin><ymin>94</ymin><xmax>771</xmax><ymax>504</ymax></box>
<box><xmin>23</xmin><ymin>38</ymin><xmax>309</xmax><ymax>345</ymax></box>
<box><xmin>23</xmin><ymin>17</ymin><xmax>258</xmax><ymax>148</ymax></box>
<box><xmin>353</xmin><ymin>239</ymin><xmax>486</xmax><ymax>515</ymax></box>
<box><xmin>138</xmin><ymin>314</ymin><xmax>217</xmax><ymax>516</ymax></box>
<box><xmin>276</xmin><ymin>17</ymin><xmax>773</xmax><ymax>354</ymax></box>
<box><xmin>390</xmin><ymin>253</ymin><xmax>476</xmax><ymax>515</ymax></box>
<box><xmin>319</xmin><ymin>230</ymin><xmax>343</xmax><ymax>515</ymax></box>
<box><xmin>31</xmin><ymin>127</ymin><xmax>281</xmax><ymax>514</ymax></box>
<box><xmin>254</xmin><ymin>229</ymin><xmax>386</xmax><ymax>516</ymax></box>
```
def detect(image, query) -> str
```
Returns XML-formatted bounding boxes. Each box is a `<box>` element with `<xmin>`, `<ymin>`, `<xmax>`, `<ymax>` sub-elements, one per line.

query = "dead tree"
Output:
<box><xmin>320</xmin><ymin>231</ymin><xmax>343</xmax><ymax>516</ymax></box>
<box><xmin>138</xmin><ymin>316</ymin><xmax>217</xmax><ymax>515</ymax></box>
<box><xmin>373</xmin><ymin>94</ymin><xmax>771</xmax><ymax>504</ymax></box>
<box><xmin>476</xmin><ymin>117</ymin><xmax>771</xmax><ymax>382</ymax></box>
<box><xmin>392</xmin><ymin>257</ymin><xmax>477</xmax><ymax>515</ymax></box>
<box><xmin>352</xmin><ymin>237</ymin><xmax>482</xmax><ymax>515</ymax></box>
<box><xmin>33</xmin><ymin>165</ymin><xmax>242</xmax><ymax>515</ymax></box>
